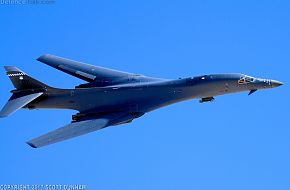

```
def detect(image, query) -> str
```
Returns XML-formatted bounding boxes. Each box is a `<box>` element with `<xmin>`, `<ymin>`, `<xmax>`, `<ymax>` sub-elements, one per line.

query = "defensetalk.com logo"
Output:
<box><xmin>0</xmin><ymin>0</ymin><xmax>55</xmax><ymax>5</ymax></box>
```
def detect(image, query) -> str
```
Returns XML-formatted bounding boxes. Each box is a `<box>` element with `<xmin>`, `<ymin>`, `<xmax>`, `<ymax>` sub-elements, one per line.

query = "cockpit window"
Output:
<box><xmin>245</xmin><ymin>77</ymin><xmax>254</xmax><ymax>83</ymax></box>
<box><xmin>238</xmin><ymin>77</ymin><xmax>254</xmax><ymax>84</ymax></box>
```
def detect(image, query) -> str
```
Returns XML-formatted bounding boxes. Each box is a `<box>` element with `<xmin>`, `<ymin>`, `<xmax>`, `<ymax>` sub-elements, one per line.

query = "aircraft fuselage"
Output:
<box><xmin>26</xmin><ymin>73</ymin><xmax>280</xmax><ymax>115</ymax></box>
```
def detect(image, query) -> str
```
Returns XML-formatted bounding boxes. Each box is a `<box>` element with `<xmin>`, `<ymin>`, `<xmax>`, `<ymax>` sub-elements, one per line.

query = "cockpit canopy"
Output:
<box><xmin>238</xmin><ymin>76</ymin><xmax>255</xmax><ymax>84</ymax></box>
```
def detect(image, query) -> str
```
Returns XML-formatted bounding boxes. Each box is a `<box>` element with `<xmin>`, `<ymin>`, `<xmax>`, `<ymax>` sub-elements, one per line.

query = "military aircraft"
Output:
<box><xmin>0</xmin><ymin>54</ymin><xmax>283</xmax><ymax>148</ymax></box>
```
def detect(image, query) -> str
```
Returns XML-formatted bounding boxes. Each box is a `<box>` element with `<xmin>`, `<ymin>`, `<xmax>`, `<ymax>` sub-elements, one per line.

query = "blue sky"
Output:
<box><xmin>0</xmin><ymin>0</ymin><xmax>289</xmax><ymax>189</ymax></box>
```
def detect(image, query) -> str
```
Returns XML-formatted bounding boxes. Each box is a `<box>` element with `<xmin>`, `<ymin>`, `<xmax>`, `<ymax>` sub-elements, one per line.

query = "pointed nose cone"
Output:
<box><xmin>271</xmin><ymin>80</ymin><xmax>284</xmax><ymax>88</ymax></box>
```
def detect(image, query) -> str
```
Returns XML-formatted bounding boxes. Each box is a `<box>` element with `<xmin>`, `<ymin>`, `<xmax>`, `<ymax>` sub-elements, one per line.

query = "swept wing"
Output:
<box><xmin>37</xmin><ymin>54</ymin><xmax>135</xmax><ymax>82</ymax></box>
<box><xmin>27</xmin><ymin>112</ymin><xmax>144</xmax><ymax>148</ymax></box>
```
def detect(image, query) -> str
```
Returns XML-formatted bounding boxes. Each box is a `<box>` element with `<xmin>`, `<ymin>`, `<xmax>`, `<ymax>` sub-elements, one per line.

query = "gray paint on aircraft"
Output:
<box><xmin>0</xmin><ymin>54</ymin><xmax>283</xmax><ymax>148</ymax></box>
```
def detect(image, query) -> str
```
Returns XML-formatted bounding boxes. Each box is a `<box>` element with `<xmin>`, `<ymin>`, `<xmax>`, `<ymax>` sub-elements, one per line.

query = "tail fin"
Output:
<box><xmin>4</xmin><ymin>66</ymin><xmax>49</xmax><ymax>90</ymax></box>
<box><xmin>0</xmin><ymin>66</ymin><xmax>48</xmax><ymax>118</ymax></box>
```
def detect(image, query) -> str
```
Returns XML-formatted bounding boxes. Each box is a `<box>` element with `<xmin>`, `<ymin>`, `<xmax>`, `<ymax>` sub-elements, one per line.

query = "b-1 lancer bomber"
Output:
<box><xmin>0</xmin><ymin>54</ymin><xmax>283</xmax><ymax>148</ymax></box>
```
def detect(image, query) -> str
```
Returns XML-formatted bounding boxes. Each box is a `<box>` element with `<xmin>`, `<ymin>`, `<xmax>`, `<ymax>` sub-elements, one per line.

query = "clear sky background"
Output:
<box><xmin>0</xmin><ymin>1</ymin><xmax>289</xmax><ymax>189</ymax></box>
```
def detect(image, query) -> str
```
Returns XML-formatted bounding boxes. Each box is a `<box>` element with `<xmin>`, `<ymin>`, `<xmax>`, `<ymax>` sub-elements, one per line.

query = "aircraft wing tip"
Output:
<box><xmin>37</xmin><ymin>54</ymin><xmax>53</xmax><ymax>62</ymax></box>
<box><xmin>0</xmin><ymin>112</ymin><xmax>8</xmax><ymax>118</ymax></box>
<box><xmin>26</xmin><ymin>141</ymin><xmax>38</xmax><ymax>148</ymax></box>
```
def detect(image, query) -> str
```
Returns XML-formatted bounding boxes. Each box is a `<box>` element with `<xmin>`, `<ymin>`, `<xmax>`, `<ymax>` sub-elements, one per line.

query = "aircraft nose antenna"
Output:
<box><xmin>271</xmin><ymin>80</ymin><xmax>284</xmax><ymax>88</ymax></box>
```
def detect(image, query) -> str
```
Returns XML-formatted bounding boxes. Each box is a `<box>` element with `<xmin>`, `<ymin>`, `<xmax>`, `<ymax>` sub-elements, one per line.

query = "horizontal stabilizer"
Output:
<box><xmin>27</xmin><ymin>119</ymin><xmax>109</xmax><ymax>148</ymax></box>
<box><xmin>0</xmin><ymin>92</ymin><xmax>43</xmax><ymax>118</ymax></box>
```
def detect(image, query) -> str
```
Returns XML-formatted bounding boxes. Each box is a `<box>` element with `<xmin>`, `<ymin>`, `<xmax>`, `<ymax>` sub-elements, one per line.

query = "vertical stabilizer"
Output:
<box><xmin>0</xmin><ymin>66</ymin><xmax>48</xmax><ymax>118</ymax></box>
<box><xmin>4</xmin><ymin>66</ymin><xmax>49</xmax><ymax>90</ymax></box>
